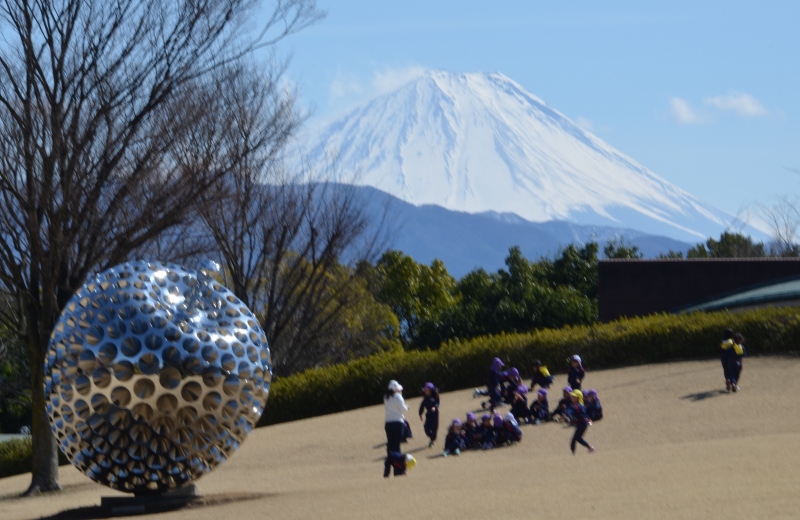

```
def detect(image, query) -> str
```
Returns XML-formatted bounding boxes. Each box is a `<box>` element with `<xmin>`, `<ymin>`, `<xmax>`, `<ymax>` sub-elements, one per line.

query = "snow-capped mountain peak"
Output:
<box><xmin>303</xmin><ymin>69</ymin><xmax>754</xmax><ymax>242</ymax></box>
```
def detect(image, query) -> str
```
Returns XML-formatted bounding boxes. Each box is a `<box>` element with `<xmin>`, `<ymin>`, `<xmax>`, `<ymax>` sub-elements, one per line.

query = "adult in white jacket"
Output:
<box><xmin>384</xmin><ymin>380</ymin><xmax>408</xmax><ymax>456</ymax></box>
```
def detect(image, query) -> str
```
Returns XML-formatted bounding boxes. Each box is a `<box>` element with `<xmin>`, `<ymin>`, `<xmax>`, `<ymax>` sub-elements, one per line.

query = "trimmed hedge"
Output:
<box><xmin>0</xmin><ymin>438</ymin><xmax>34</xmax><ymax>479</ymax></box>
<box><xmin>259</xmin><ymin>307</ymin><xmax>800</xmax><ymax>426</ymax></box>
<box><xmin>0</xmin><ymin>437</ymin><xmax>69</xmax><ymax>479</ymax></box>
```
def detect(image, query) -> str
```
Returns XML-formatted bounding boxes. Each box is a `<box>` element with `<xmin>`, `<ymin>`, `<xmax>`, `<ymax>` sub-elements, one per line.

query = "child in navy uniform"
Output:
<box><xmin>584</xmin><ymin>389</ymin><xmax>603</xmax><ymax>421</ymax></box>
<box><xmin>530</xmin><ymin>388</ymin><xmax>551</xmax><ymax>424</ymax></box>
<box><xmin>730</xmin><ymin>333</ymin><xmax>746</xmax><ymax>392</ymax></box>
<box><xmin>529</xmin><ymin>359</ymin><xmax>554</xmax><ymax>390</ymax></box>
<box><xmin>462</xmin><ymin>412</ymin><xmax>481</xmax><ymax>450</ymax></box>
<box><xmin>502</xmin><ymin>367</ymin><xmax>521</xmax><ymax>405</ymax></box>
<box><xmin>498</xmin><ymin>412</ymin><xmax>522</xmax><ymax>444</ymax></box>
<box><xmin>551</xmin><ymin>386</ymin><xmax>573</xmax><ymax>423</ymax></box>
<box><xmin>720</xmin><ymin>328</ymin><xmax>735</xmax><ymax>391</ymax></box>
<box><xmin>419</xmin><ymin>382</ymin><xmax>440</xmax><ymax>447</ymax></box>
<box><xmin>479</xmin><ymin>413</ymin><xmax>496</xmax><ymax>450</ymax></box>
<box><xmin>568</xmin><ymin>390</ymin><xmax>595</xmax><ymax>455</ymax></box>
<box><xmin>477</xmin><ymin>357</ymin><xmax>507</xmax><ymax>410</ymax></box>
<box><xmin>567</xmin><ymin>355</ymin><xmax>585</xmax><ymax>390</ymax></box>
<box><xmin>443</xmin><ymin>419</ymin><xmax>466</xmax><ymax>456</ymax></box>
<box><xmin>510</xmin><ymin>383</ymin><xmax>530</xmax><ymax>423</ymax></box>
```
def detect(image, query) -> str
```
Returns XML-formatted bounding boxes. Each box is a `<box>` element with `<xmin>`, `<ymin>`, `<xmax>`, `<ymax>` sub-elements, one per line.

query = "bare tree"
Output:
<box><xmin>0</xmin><ymin>0</ymin><xmax>322</xmax><ymax>495</ymax></box>
<box><xmin>201</xmin><ymin>146</ymin><xmax>393</xmax><ymax>375</ymax></box>
<box><xmin>759</xmin><ymin>196</ymin><xmax>800</xmax><ymax>256</ymax></box>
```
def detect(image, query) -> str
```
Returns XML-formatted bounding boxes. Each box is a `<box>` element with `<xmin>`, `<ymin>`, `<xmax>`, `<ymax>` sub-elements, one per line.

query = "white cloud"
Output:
<box><xmin>372</xmin><ymin>65</ymin><xmax>428</xmax><ymax>95</ymax></box>
<box><xmin>669</xmin><ymin>97</ymin><xmax>703</xmax><ymax>124</ymax></box>
<box><xmin>703</xmin><ymin>91</ymin><xmax>768</xmax><ymax>118</ymax></box>
<box><xmin>328</xmin><ymin>71</ymin><xmax>364</xmax><ymax>105</ymax></box>
<box><xmin>324</xmin><ymin>65</ymin><xmax>429</xmax><ymax>116</ymax></box>
<box><xmin>575</xmin><ymin>116</ymin><xmax>594</xmax><ymax>132</ymax></box>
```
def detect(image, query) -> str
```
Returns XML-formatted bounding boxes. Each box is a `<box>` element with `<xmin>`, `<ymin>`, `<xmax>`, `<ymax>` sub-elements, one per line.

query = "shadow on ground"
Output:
<box><xmin>681</xmin><ymin>390</ymin><xmax>728</xmax><ymax>402</ymax></box>
<box><xmin>32</xmin><ymin>492</ymin><xmax>272</xmax><ymax>520</ymax></box>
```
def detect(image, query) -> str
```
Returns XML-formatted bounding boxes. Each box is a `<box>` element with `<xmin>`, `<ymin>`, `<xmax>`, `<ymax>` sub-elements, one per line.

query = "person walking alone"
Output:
<box><xmin>384</xmin><ymin>380</ymin><xmax>409</xmax><ymax>477</ymax></box>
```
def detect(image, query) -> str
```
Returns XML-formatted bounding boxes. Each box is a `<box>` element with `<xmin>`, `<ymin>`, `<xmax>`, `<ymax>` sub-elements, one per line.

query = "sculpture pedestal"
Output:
<box><xmin>101</xmin><ymin>484</ymin><xmax>200</xmax><ymax>515</ymax></box>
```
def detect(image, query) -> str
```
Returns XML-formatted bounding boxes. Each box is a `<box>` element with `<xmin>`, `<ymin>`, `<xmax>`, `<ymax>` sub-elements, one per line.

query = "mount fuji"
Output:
<box><xmin>303</xmin><ymin>70</ymin><xmax>760</xmax><ymax>245</ymax></box>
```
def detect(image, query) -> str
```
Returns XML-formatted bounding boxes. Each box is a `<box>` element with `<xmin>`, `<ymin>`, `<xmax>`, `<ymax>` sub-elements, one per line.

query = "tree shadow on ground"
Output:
<box><xmin>681</xmin><ymin>389</ymin><xmax>728</xmax><ymax>402</ymax></box>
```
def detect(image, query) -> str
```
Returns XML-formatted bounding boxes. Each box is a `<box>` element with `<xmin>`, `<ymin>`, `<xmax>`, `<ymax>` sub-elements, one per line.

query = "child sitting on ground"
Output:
<box><xmin>530</xmin><ymin>388</ymin><xmax>551</xmax><ymax>424</ymax></box>
<box><xmin>584</xmin><ymin>389</ymin><xmax>603</xmax><ymax>422</ymax></box>
<box><xmin>551</xmin><ymin>386</ymin><xmax>574</xmax><ymax>423</ymax></box>
<box><xmin>530</xmin><ymin>359</ymin><xmax>554</xmax><ymax>390</ymax></box>
<box><xmin>497</xmin><ymin>412</ymin><xmax>522</xmax><ymax>445</ymax></box>
<box><xmin>510</xmin><ymin>383</ymin><xmax>531</xmax><ymax>423</ymax></box>
<box><xmin>443</xmin><ymin>419</ymin><xmax>466</xmax><ymax>457</ymax></box>
<box><xmin>462</xmin><ymin>412</ymin><xmax>481</xmax><ymax>450</ymax></box>
<box><xmin>567</xmin><ymin>355</ymin><xmax>585</xmax><ymax>390</ymax></box>
<box><xmin>479</xmin><ymin>413</ymin><xmax>496</xmax><ymax>450</ymax></box>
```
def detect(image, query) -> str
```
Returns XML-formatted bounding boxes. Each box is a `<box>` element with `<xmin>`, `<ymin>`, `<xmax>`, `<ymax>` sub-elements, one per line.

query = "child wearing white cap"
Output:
<box><xmin>567</xmin><ymin>355</ymin><xmax>585</xmax><ymax>391</ymax></box>
<box><xmin>384</xmin><ymin>380</ymin><xmax>408</xmax><ymax>477</ymax></box>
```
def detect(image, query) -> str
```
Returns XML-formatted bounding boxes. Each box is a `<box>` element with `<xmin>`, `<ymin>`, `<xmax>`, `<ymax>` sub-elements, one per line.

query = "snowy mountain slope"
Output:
<box><xmin>304</xmin><ymin>70</ymin><xmax>762</xmax><ymax>243</ymax></box>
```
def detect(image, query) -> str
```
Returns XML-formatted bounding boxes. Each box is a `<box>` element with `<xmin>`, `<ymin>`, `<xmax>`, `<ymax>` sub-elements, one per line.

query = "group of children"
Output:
<box><xmin>417</xmin><ymin>355</ymin><xmax>601</xmax><ymax>458</ymax></box>
<box><xmin>389</xmin><ymin>329</ymin><xmax>747</xmax><ymax>475</ymax></box>
<box><xmin>720</xmin><ymin>329</ymin><xmax>746</xmax><ymax>392</ymax></box>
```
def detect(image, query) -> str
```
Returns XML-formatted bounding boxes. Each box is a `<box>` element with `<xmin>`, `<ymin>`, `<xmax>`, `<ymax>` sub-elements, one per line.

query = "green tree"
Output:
<box><xmin>603</xmin><ymin>238</ymin><xmax>643</xmax><ymax>259</ymax></box>
<box><xmin>437</xmin><ymin>247</ymin><xmax>598</xmax><ymax>342</ymax></box>
<box><xmin>687</xmin><ymin>232</ymin><xmax>766</xmax><ymax>258</ymax></box>
<box><xmin>370</xmin><ymin>252</ymin><xmax>458</xmax><ymax>349</ymax></box>
<box><xmin>545</xmin><ymin>243</ymin><xmax>600</xmax><ymax>299</ymax></box>
<box><xmin>264</xmin><ymin>263</ymin><xmax>401</xmax><ymax>375</ymax></box>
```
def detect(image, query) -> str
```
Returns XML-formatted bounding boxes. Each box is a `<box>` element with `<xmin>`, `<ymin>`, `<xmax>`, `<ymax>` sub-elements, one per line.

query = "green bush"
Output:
<box><xmin>0</xmin><ymin>437</ymin><xmax>33</xmax><ymax>479</ymax></box>
<box><xmin>259</xmin><ymin>307</ymin><xmax>800</xmax><ymax>426</ymax></box>
<box><xmin>0</xmin><ymin>437</ymin><xmax>70</xmax><ymax>479</ymax></box>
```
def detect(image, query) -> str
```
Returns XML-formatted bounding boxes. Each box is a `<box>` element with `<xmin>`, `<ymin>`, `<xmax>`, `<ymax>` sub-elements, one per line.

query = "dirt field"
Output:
<box><xmin>2</xmin><ymin>357</ymin><xmax>799</xmax><ymax>520</ymax></box>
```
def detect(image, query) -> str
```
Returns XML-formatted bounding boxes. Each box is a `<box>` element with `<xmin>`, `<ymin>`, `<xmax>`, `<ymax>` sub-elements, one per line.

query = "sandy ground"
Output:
<box><xmin>2</xmin><ymin>356</ymin><xmax>799</xmax><ymax>520</ymax></box>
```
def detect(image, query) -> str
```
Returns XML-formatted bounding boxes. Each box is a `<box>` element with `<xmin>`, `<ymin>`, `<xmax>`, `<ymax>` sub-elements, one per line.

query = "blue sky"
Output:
<box><xmin>259</xmin><ymin>1</ymin><xmax>799</xmax><ymax>221</ymax></box>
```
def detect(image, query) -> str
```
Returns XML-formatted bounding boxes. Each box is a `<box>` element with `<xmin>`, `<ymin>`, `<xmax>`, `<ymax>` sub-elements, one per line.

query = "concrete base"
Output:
<box><xmin>101</xmin><ymin>484</ymin><xmax>200</xmax><ymax>515</ymax></box>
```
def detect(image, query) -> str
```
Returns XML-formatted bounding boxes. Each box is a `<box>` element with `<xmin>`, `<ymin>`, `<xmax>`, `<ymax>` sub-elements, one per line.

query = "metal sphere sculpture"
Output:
<box><xmin>44</xmin><ymin>260</ymin><xmax>271</xmax><ymax>494</ymax></box>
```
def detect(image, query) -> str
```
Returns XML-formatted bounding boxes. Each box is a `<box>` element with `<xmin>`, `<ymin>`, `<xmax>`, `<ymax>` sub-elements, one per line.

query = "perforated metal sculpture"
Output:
<box><xmin>44</xmin><ymin>260</ymin><xmax>271</xmax><ymax>494</ymax></box>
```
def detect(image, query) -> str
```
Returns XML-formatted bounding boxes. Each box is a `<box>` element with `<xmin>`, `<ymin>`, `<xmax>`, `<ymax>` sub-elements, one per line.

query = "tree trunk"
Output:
<box><xmin>22</xmin><ymin>341</ymin><xmax>61</xmax><ymax>496</ymax></box>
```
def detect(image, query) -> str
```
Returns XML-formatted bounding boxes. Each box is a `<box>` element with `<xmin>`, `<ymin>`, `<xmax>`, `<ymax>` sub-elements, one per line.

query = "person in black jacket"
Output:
<box><xmin>567</xmin><ymin>390</ymin><xmax>595</xmax><ymax>455</ymax></box>
<box><xmin>510</xmin><ymin>383</ymin><xmax>531</xmax><ymax>423</ymax></box>
<box><xmin>462</xmin><ymin>412</ymin><xmax>481</xmax><ymax>450</ymax></box>
<box><xmin>567</xmin><ymin>355</ymin><xmax>585</xmax><ymax>390</ymax></box>
<box><xmin>530</xmin><ymin>388</ymin><xmax>551</xmax><ymax>423</ymax></box>
<box><xmin>551</xmin><ymin>386</ymin><xmax>573</xmax><ymax>423</ymax></box>
<box><xmin>477</xmin><ymin>357</ymin><xmax>507</xmax><ymax>410</ymax></box>
<box><xmin>720</xmin><ymin>328</ymin><xmax>735</xmax><ymax>391</ymax></box>
<box><xmin>443</xmin><ymin>419</ymin><xmax>466</xmax><ymax>456</ymax></box>
<box><xmin>419</xmin><ymin>382</ymin><xmax>440</xmax><ymax>447</ymax></box>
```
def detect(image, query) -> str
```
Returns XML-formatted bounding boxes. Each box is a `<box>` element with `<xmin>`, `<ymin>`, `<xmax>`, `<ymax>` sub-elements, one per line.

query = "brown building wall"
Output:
<box><xmin>598</xmin><ymin>258</ymin><xmax>800</xmax><ymax>322</ymax></box>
